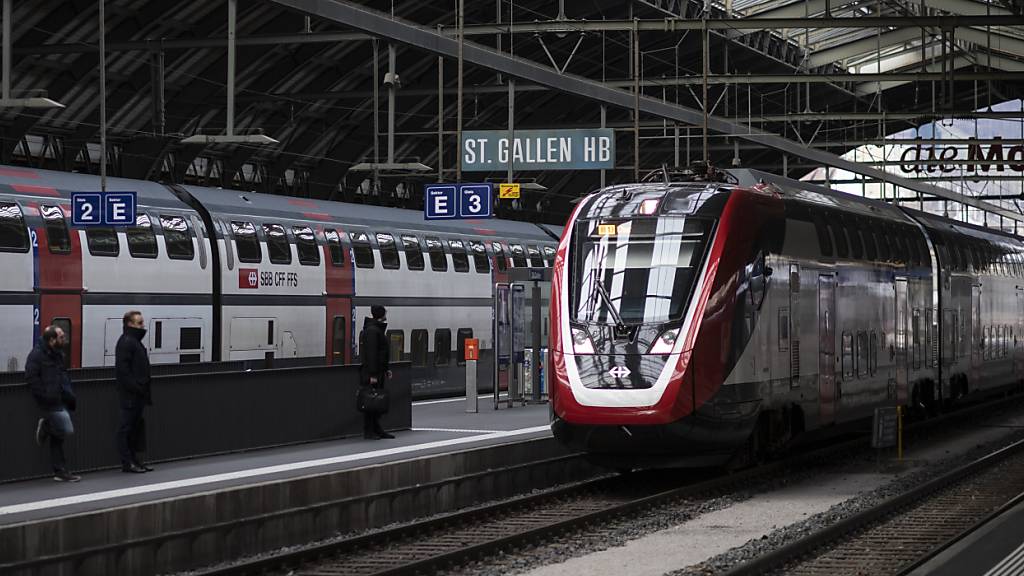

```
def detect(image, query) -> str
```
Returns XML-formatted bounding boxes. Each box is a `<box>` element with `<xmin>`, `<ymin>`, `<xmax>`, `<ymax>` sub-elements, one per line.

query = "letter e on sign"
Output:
<box><xmin>238</xmin><ymin>268</ymin><xmax>259</xmax><ymax>289</ymax></box>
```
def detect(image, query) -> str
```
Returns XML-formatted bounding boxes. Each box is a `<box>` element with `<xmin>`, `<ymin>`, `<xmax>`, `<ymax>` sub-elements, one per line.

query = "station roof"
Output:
<box><xmin>3</xmin><ymin>0</ymin><xmax>1022</xmax><ymax>224</ymax></box>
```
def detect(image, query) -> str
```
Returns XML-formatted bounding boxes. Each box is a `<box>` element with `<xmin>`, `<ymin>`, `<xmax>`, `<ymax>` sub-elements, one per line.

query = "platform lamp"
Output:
<box><xmin>0</xmin><ymin>0</ymin><xmax>64</xmax><ymax>109</ymax></box>
<box><xmin>180</xmin><ymin>0</ymin><xmax>276</xmax><ymax>146</ymax></box>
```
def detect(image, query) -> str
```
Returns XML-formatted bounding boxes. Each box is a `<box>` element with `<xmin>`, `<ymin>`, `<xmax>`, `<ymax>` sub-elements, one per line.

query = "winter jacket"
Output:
<box><xmin>359</xmin><ymin>317</ymin><xmax>390</xmax><ymax>387</ymax></box>
<box><xmin>115</xmin><ymin>327</ymin><xmax>152</xmax><ymax>408</ymax></box>
<box><xmin>25</xmin><ymin>338</ymin><xmax>74</xmax><ymax>411</ymax></box>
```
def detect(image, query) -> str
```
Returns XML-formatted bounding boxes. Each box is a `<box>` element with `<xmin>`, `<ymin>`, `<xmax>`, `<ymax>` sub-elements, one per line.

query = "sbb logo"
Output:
<box><xmin>239</xmin><ymin>268</ymin><xmax>259</xmax><ymax>289</ymax></box>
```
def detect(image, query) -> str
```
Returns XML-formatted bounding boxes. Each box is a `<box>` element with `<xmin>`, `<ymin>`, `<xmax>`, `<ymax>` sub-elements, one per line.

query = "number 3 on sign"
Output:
<box><xmin>467</xmin><ymin>195</ymin><xmax>481</xmax><ymax>213</ymax></box>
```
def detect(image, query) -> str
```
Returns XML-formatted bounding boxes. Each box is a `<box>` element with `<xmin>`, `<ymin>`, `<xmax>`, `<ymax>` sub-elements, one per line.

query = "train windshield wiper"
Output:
<box><xmin>593</xmin><ymin>278</ymin><xmax>627</xmax><ymax>332</ymax></box>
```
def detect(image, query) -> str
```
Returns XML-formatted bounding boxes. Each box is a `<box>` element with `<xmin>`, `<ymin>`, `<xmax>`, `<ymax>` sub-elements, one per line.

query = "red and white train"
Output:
<box><xmin>0</xmin><ymin>166</ymin><xmax>559</xmax><ymax>397</ymax></box>
<box><xmin>550</xmin><ymin>168</ymin><xmax>1024</xmax><ymax>468</ymax></box>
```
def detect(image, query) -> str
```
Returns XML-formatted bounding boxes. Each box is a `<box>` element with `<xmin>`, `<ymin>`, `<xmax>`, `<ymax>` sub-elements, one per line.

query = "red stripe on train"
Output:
<box><xmin>12</xmin><ymin>184</ymin><xmax>59</xmax><ymax>196</ymax></box>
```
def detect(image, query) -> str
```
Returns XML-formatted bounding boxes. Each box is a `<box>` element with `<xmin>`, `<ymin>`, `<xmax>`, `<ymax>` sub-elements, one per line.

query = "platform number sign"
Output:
<box><xmin>71</xmin><ymin>192</ymin><xmax>137</xmax><ymax>226</ymax></box>
<box><xmin>424</xmin><ymin>183</ymin><xmax>492</xmax><ymax>220</ymax></box>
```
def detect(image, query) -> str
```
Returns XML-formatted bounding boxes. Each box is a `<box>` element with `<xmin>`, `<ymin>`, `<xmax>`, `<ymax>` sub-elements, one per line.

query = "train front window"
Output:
<box><xmin>572</xmin><ymin>217</ymin><xmax>709</xmax><ymax>326</ymax></box>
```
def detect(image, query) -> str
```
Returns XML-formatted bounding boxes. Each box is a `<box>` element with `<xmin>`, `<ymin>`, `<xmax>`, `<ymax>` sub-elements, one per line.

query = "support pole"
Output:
<box><xmin>99</xmin><ymin>0</ymin><xmax>107</xmax><ymax>191</ymax></box>
<box><xmin>600</xmin><ymin>105</ymin><xmax>607</xmax><ymax>188</ymax></box>
<box><xmin>437</xmin><ymin>29</ymin><xmax>443</xmax><ymax>182</ymax></box>
<box><xmin>633</xmin><ymin>18</ymin><xmax>640</xmax><ymax>181</ymax></box>
<box><xmin>507</xmin><ymin>77</ymin><xmax>514</xmax><ymax>185</ymax></box>
<box><xmin>701</xmin><ymin>14</ymin><xmax>709</xmax><ymax>164</ymax></box>
<box><xmin>456</xmin><ymin>0</ymin><xmax>464</xmax><ymax>181</ymax></box>
<box><xmin>2</xmin><ymin>0</ymin><xmax>10</xmax><ymax>100</ymax></box>
<box><xmin>227</xmin><ymin>0</ymin><xmax>236</xmax><ymax>136</ymax></box>
<box><xmin>387</xmin><ymin>43</ymin><xmax>396</xmax><ymax>165</ymax></box>
<box><xmin>466</xmin><ymin>358</ymin><xmax>478</xmax><ymax>412</ymax></box>
<box><xmin>531</xmin><ymin>280</ymin><xmax>542</xmax><ymax>402</ymax></box>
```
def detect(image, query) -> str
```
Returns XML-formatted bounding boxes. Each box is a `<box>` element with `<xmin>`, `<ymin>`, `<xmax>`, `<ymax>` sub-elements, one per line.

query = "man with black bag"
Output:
<box><xmin>26</xmin><ymin>325</ymin><xmax>80</xmax><ymax>482</ymax></box>
<box><xmin>359</xmin><ymin>305</ymin><xmax>394</xmax><ymax>439</ymax></box>
<box><xmin>116</xmin><ymin>310</ymin><xmax>153</xmax><ymax>473</ymax></box>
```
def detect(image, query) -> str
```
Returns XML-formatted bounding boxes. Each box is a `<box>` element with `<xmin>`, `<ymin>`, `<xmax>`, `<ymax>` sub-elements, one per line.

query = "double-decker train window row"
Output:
<box><xmin>80</xmin><ymin>213</ymin><xmax>198</xmax><ymax>261</ymax></box>
<box><xmin>369</xmin><ymin>327</ymin><xmax>475</xmax><ymax>368</ymax></box>
<box><xmin>227</xmin><ymin>219</ymin><xmax>554</xmax><ymax>273</ymax></box>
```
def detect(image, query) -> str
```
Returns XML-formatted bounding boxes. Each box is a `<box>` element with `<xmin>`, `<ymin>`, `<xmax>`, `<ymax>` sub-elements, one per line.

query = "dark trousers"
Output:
<box><xmin>364</xmin><ymin>411</ymin><xmax>383</xmax><ymax>436</ymax></box>
<box><xmin>42</xmin><ymin>409</ymin><xmax>73</xmax><ymax>473</ymax></box>
<box><xmin>117</xmin><ymin>402</ymin><xmax>145</xmax><ymax>465</ymax></box>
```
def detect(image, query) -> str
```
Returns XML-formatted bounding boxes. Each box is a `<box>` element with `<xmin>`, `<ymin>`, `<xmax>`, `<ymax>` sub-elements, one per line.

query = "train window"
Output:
<box><xmin>126</xmin><ymin>214</ymin><xmax>158</xmax><ymax>258</ymax></box>
<box><xmin>293</xmin><ymin>226</ymin><xmax>320</xmax><ymax>266</ymax></box>
<box><xmin>859</xmin><ymin>219</ymin><xmax>876</xmax><ymax>261</ymax></box>
<box><xmin>543</xmin><ymin>246</ymin><xmax>556</xmax><ymax>267</ymax></box>
<box><xmin>827</xmin><ymin>215</ymin><xmax>848</xmax><ymax>259</ymax></box>
<box><xmin>350</xmin><ymin>231</ymin><xmax>375</xmax><ymax>268</ymax></box>
<box><xmin>845</xmin><ymin>218</ymin><xmax>863</xmax><ymax>260</ymax></box>
<box><xmin>434</xmin><ymin>329</ymin><xmax>451</xmax><ymax>366</ymax></box>
<box><xmin>268</xmin><ymin>320</ymin><xmax>275</xmax><ymax>346</ymax></box>
<box><xmin>969</xmin><ymin>243</ymin><xmax>982</xmax><ymax>271</ymax></box>
<box><xmin>492</xmin><ymin>241</ymin><xmax>508</xmax><ymax>272</ymax></box>
<box><xmin>456</xmin><ymin>328</ymin><xmax>474</xmax><ymax>366</ymax></box>
<box><xmin>160</xmin><ymin>215</ymin><xmax>195</xmax><ymax>260</ymax></box>
<box><xmin>870</xmin><ymin>331</ymin><xmax>878</xmax><ymax>375</ymax></box>
<box><xmin>874</xmin><ymin>229</ymin><xmax>890</xmax><ymax>263</ymax></box>
<box><xmin>402</xmin><ymin>235</ymin><xmax>425</xmax><ymax>271</ymax></box>
<box><xmin>778</xmin><ymin>308</ymin><xmax>789</xmax><ymax>352</ymax></box>
<box><xmin>912</xmin><ymin>308</ymin><xmax>922</xmax><ymax>369</ymax></box>
<box><xmin>262</xmin><ymin>224</ymin><xmax>291</xmax><ymax>265</ymax></box>
<box><xmin>231</xmin><ymin>221</ymin><xmax>261</xmax><ymax>263</ymax></box>
<box><xmin>918</xmin><ymin>236</ymin><xmax>930</xmax><ymax>267</ymax></box>
<box><xmin>51</xmin><ymin>317</ymin><xmax>72</xmax><ymax>369</ymax></box>
<box><xmin>842</xmin><ymin>332</ymin><xmax>854</xmax><ymax>379</ymax></box>
<box><xmin>425</xmin><ymin>236</ymin><xmax>447</xmax><ymax>271</ymax></box>
<box><xmin>324</xmin><ymin>229</ymin><xmax>345</xmax><ymax>266</ymax></box>
<box><xmin>810</xmin><ymin>210</ymin><xmax>832</xmax><ymax>257</ymax></box>
<box><xmin>527</xmin><ymin>245</ymin><xmax>544</xmax><ymax>267</ymax></box>
<box><xmin>154</xmin><ymin>321</ymin><xmax>163</xmax><ymax>349</ymax></box>
<box><xmin>889</xmin><ymin>225</ymin><xmax>906</xmax><ymax>264</ymax></box>
<box><xmin>949</xmin><ymin>241</ymin><xmax>964</xmax><ymax>271</ymax></box>
<box><xmin>86</xmin><ymin>227</ymin><xmax>119</xmax><ymax>256</ymax></box>
<box><xmin>41</xmin><ymin>205</ymin><xmax>70</xmax><ymax>254</ymax></box>
<box><xmin>377</xmin><ymin>233</ymin><xmax>400</xmax><ymax>270</ymax></box>
<box><xmin>387</xmin><ymin>330</ymin><xmax>404</xmax><ymax>361</ymax></box>
<box><xmin>0</xmin><ymin>202</ymin><xmax>28</xmax><ymax>252</ymax></box>
<box><xmin>469</xmin><ymin>240</ymin><xmax>490</xmax><ymax>273</ymax></box>
<box><xmin>180</xmin><ymin>327</ymin><xmax>201</xmax><ymax>350</ymax></box>
<box><xmin>857</xmin><ymin>331</ymin><xmax>869</xmax><ymax>378</ymax></box>
<box><xmin>410</xmin><ymin>329</ymin><xmax>429</xmax><ymax>367</ymax></box>
<box><xmin>331</xmin><ymin>316</ymin><xmax>346</xmax><ymax>365</ymax></box>
<box><xmin>509</xmin><ymin>243</ymin><xmax>528</xmax><ymax>267</ymax></box>
<box><xmin>449</xmin><ymin>239</ymin><xmax>470</xmax><ymax>272</ymax></box>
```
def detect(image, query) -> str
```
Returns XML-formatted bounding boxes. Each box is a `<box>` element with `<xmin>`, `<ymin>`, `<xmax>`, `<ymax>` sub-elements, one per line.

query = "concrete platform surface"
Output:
<box><xmin>0</xmin><ymin>395</ymin><xmax>550</xmax><ymax>526</ymax></box>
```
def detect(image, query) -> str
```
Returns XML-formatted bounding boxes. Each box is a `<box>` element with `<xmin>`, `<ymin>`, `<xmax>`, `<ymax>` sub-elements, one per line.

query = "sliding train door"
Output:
<box><xmin>817</xmin><ymin>274</ymin><xmax>836</xmax><ymax>426</ymax></box>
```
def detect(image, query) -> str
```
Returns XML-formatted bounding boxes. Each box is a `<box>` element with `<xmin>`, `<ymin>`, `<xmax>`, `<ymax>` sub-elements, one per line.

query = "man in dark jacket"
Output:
<box><xmin>26</xmin><ymin>325</ymin><xmax>80</xmax><ymax>482</ymax></box>
<box><xmin>116</xmin><ymin>310</ymin><xmax>152</xmax><ymax>473</ymax></box>
<box><xmin>359</xmin><ymin>305</ymin><xmax>394</xmax><ymax>439</ymax></box>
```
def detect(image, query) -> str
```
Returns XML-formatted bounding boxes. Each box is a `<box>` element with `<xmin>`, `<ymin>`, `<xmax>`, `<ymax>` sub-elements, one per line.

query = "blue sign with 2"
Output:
<box><xmin>71</xmin><ymin>192</ymin><xmax>137</xmax><ymax>226</ymax></box>
<box><xmin>424</xmin><ymin>183</ymin><xmax>492</xmax><ymax>220</ymax></box>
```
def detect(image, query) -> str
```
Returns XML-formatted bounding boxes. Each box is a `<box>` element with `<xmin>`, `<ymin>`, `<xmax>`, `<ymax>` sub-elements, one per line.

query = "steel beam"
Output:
<box><xmin>854</xmin><ymin>53</ymin><xmax>1024</xmax><ymax>95</ymax></box>
<box><xmin>270</xmin><ymin>0</ymin><xmax>1024</xmax><ymax>222</ymax></box>
<box><xmin>16</xmin><ymin>15</ymin><xmax>1024</xmax><ymax>55</ymax></box>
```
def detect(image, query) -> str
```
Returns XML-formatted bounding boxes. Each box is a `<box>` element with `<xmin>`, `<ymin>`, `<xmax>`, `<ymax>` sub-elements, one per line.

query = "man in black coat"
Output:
<box><xmin>25</xmin><ymin>325</ymin><xmax>80</xmax><ymax>482</ymax></box>
<box><xmin>359</xmin><ymin>305</ymin><xmax>394</xmax><ymax>439</ymax></box>
<box><xmin>116</xmin><ymin>310</ymin><xmax>152</xmax><ymax>473</ymax></box>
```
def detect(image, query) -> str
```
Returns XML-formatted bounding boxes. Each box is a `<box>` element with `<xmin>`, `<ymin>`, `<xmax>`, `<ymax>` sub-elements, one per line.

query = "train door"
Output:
<box><xmin>35</xmin><ymin>203</ymin><xmax>83</xmax><ymax>368</ymax></box>
<box><xmin>1016</xmin><ymin>289</ymin><xmax>1024</xmax><ymax>377</ymax></box>
<box><xmin>895</xmin><ymin>277</ymin><xmax>909</xmax><ymax>404</ymax></box>
<box><xmin>789</xmin><ymin>263</ymin><xmax>800</xmax><ymax>389</ymax></box>
<box><xmin>971</xmin><ymin>283</ymin><xmax>982</xmax><ymax>385</ymax></box>
<box><xmin>817</xmin><ymin>274</ymin><xmax>836</xmax><ymax>426</ymax></box>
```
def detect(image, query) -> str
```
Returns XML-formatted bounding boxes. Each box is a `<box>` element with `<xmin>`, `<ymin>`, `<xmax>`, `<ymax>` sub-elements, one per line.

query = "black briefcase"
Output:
<box><xmin>357</xmin><ymin>386</ymin><xmax>389</xmax><ymax>414</ymax></box>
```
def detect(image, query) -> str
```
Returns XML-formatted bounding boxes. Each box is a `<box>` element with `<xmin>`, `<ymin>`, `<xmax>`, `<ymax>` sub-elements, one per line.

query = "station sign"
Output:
<box><xmin>498</xmin><ymin>183</ymin><xmax>521</xmax><ymax>199</ymax></box>
<box><xmin>71</xmin><ymin>192</ymin><xmax>137</xmax><ymax>226</ymax></box>
<box><xmin>424</xmin><ymin>183</ymin><xmax>492</xmax><ymax>220</ymax></box>
<box><xmin>461</xmin><ymin>128</ymin><xmax>615</xmax><ymax>171</ymax></box>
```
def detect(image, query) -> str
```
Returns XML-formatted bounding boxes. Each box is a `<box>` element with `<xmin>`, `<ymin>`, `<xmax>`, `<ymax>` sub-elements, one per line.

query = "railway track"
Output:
<box><xmin>723</xmin><ymin>437</ymin><xmax>1024</xmax><ymax>576</ymax></box>
<box><xmin>193</xmin><ymin>395</ymin><xmax>1024</xmax><ymax>576</ymax></box>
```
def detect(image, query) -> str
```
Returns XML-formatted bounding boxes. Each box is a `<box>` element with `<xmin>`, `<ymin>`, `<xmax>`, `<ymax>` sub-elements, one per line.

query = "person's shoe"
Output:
<box><xmin>138</xmin><ymin>462</ymin><xmax>154</xmax><ymax>472</ymax></box>
<box><xmin>121</xmin><ymin>463</ymin><xmax>146</xmax><ymax>473</ymax></box>
<box><xmin>35</xmin><ymin>418</ymin><xmax>48</xmax><ymax>446</ymax></box>
<box><xmin>375</xmin><ymin>430</ymin><xmax>395</xmax><ymax>439</ymax></box>
<box><xmin>53</xmin><ymin>471</ymin><xmax>80</xmax><ymax>482</ymax></box>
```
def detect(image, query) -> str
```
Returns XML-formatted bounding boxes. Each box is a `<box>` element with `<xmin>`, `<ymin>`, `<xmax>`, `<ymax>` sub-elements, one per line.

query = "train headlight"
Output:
<box><xmin>649</xmin><ymin>328</ymin><xmax>680</xmax><ymax>354</ymax></box>
<box><xmin>572</xmin><ymin>327</ymin><xmax>596</xmax><ymax>354</ymax></box>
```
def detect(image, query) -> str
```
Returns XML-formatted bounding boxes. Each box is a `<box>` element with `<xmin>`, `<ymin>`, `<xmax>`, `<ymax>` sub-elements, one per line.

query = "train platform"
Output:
<box><xmin>0</xmin><ymin>394</ymin><xmax>550</xmax><ymax>526</ymax></box>
<box><xmin>0</xmin><ymin>395</ymin><xmax>581</xmax><ymax>576</ymax></box>
<box><xmin>908</xmin><ymin>492</ymin><xmax>1024</xmax><ymax>576</ymax></box>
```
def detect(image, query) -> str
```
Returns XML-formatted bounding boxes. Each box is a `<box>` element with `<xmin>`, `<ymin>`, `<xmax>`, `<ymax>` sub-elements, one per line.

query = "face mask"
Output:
<box><xmin>129</xmin><ymin>326</ymin><xmax>147</xmax><ymax>340</ymax></box>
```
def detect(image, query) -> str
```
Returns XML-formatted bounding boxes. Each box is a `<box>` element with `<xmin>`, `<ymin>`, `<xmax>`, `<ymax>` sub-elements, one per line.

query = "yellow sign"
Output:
<box><xmin>499</xmin><ymin>183</ymin><xmax>521</xmax><ymax>199</ymax></box>
<box><xmin>597</xmin><ymin>224</ymin><xmax>617</xmax><ymax>236</ymax></box>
